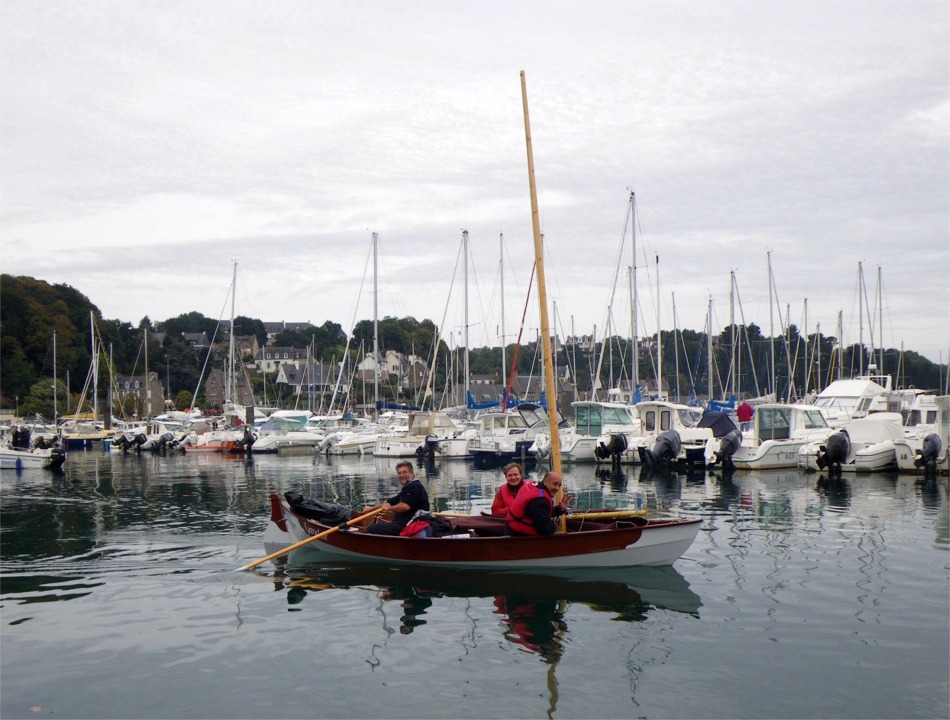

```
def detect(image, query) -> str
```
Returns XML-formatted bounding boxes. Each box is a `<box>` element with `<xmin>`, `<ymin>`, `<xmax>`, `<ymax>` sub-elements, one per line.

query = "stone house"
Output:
<box><xmin>204</xmin><ymin>368</ymin><xmax>255</xmax><ymax>409</ymax></box>
<box><xmin>113</xmin><ymin>372</ymin><xmax>165</xmax><ymax>418</ymax></box>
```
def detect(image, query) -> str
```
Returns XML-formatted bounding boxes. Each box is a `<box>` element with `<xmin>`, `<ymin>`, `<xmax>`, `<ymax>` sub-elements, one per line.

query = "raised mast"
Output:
<box><xmin>629</xmin><ymin>191</ymin><xmax>639</xmax><ymax>395</ymax></box>
<box><xmin>227</xmin><ymin>259</ymin><xmax>237</xmax><ymax>408</ymax></box>
<box><xmin>463</xmin><ymin>229</ymin><xmax>470</xmax><ymax>413</ymax></box>
<box><xmin>53</xmin><ymin>331</ymin><xmax>58</xmax><ymax>426</ymax></box>
<box><xmin>520</xmin><ymin>70</ymin><xmax>560</xmax><ymax>473</ymax></box>
<box><xmin>858</xmin><ymin>261</ymin><xmax>864</xmax><ymax>375</ymax></box>
<box><xmin>500</xmin><ymin>233</ymin><xmax>506</xmax><ymax>407</ymax></box>
<box><xmin>656</xmin><ymin>254</ymin><xmax>662</xmax><ymax>399</ymax></box>
<box><xmin>730</xmin><ymin>270</ymin><xmax>737</xmax><ymax>399</ymax></box>
<box><xmin>90</xmin><ymin>311</ymin><xmax>98</xmax><ymax>424</ymax></box>
<box><xmin>144</xmin><ymin>324</ymin><xmax>150</xmax><ymax>421</ymax></box>
<box><xmin>373</xmin><ymin>232</ymin><xmax>379</xmax><ymax>411</ymax></box>
<box><xmin>707</xmin><ymin>294</ymin><xmax>714</xmax><ymax>402</ymax></box>
<box><xmin>768</xmin><ymin>251</ymin><xmax>775</xmax><ymax>399</ymax></box>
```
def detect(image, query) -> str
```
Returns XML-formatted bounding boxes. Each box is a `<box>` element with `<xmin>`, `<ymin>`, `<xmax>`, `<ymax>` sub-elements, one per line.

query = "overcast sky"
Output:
<box><xmin>2</xmin><ymin>0</ymin><xmax>948</xmax><ymax>368</ymax></box>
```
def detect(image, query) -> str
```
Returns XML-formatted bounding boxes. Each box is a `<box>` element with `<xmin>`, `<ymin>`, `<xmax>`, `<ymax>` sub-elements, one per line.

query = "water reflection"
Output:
<box><xmin>266</xmin><ymin>562</ymin><xmax>701</xmax><ymax>660</ymax></box>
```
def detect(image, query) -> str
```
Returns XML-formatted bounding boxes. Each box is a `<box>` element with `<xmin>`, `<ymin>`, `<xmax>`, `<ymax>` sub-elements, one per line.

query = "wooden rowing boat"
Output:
<box><xmin>264</xmin><ymin>492</ymin><xmax>701</xmax><ymax>569</ymax></box>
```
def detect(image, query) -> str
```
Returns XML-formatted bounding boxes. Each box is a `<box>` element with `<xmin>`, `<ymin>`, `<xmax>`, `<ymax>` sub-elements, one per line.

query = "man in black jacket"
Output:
<box><xmin>362</xmin><ymin>461</ymin><xmax>430</xmax><ymax>535</ymax></box>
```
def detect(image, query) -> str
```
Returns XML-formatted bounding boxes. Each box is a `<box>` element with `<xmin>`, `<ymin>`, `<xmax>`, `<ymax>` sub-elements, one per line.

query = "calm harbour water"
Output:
<box><xmin>1</xmin><ymin>450</ymin><xmax>947</xmax><ymax>720</ymax></box>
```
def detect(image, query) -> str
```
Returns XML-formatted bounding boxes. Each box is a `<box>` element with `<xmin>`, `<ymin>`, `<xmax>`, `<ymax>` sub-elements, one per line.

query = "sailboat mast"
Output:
<box><xmin>629</xmin><ymin>191</ymin><xmax>639</xmax><ymax>393</ymax></box>
<box><xmin>144</xmin><ymin>325</ymin><xmax>150</xmax><ymax>421</ymax></box>
<box><xmin>858</xmin><ymin>261</ymin><xmax>864</xmax><ymax>375</ymax></box>
<box><xmin>672</xmin><ymin>293</ymin><xmax>681</xmax><ymax>401</ymax></box>
<box><xmin>768</xmin><ymin>251</ymin><xmax>775</xmax><ymax>399</ymax></box>
<box><xmin>656</xmin><ymin>254</ymin><xmax>662</xmax><ymax>398</ymax></box>
<box><xmin>90</xmin><ymin>311</ymin><xmax>98</xmax><ymax>424</ymax></box>
<box><xmin>730</xmin><ymin>270</ymin><xmax>737</xmax><ymax>398</ymax></box>
<box><xmin>228</xmin><ymin>259</ymin><xmax>237</xmax><ymax>407</ymax></box>
<box><xmin>463</xmin><ymin>229</ymin><xmax>470</xmax><ymax>412</ymax></box>
<box><xmin>500</xmin><ymin>233</ymin><xmax>506</xmax><ymax>406</ymax></box>
<box><xmin>53</xmin><ymin>331</ymin><xmax>58</xmax><ymax>426</ymax></box>
<box><xmin>707</xmin><ymin>295</ymin><xmax>714</xmax><ymax>402</ymax></box>
<box><xmin>877</xmin><ymin>265</ymin><xmax>884</xmax><ymax>373</ymax></box>
<box><xmin>803</xmin><ymin>298</ymin><xmax>809</xmax><ymax>397</ymax></box>
<box><xmin>373</xmin><ymin>232</ymin><xmax>379</xmax><ymax>411</ymax></box>
<box><xmin>520</xmin><ymin>70</ymin><xmax>560</xmax><ymax>472</ymax></box>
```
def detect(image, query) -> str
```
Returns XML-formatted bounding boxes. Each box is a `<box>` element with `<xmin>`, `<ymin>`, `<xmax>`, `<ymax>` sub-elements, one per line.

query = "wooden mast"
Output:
<box><xmin>520</xmin><ymin>71</ymin><xmax>562</xmax><ymax>475</ymax></box>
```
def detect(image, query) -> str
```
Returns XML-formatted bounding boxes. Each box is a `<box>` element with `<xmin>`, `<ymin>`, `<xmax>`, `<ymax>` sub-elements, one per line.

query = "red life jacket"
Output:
<box><xmin>491</xmin><ymin>481</ymin><xmax>523</xmax><ymax>516</ymax></box>
<box><xmin>505</xmin><ymin>482</ymin><xmax>552</xmax><ymax>536</ymax></box>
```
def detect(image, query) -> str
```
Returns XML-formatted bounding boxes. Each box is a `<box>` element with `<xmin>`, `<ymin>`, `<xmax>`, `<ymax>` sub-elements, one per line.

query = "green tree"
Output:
<box><xmin>175</xmin><ymin>390</ymin><xmax>193</xmax><ymax>411</ymax></box>
<box><xmin>21</xmin><ymin>377</ymin><xmax>68</xmax><ymax>422</ymax></box>
<box><xmin>232</xmin><ymin>316</ymin><xmax>267</xmax><ymax>347</ymax></box>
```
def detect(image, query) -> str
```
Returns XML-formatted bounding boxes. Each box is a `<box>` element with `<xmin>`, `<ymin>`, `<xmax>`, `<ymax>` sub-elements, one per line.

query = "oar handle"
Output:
<box><xmin>238</xmin><ymin>506</ymin><xmax>385</xmax><ymax>571</ymax></box>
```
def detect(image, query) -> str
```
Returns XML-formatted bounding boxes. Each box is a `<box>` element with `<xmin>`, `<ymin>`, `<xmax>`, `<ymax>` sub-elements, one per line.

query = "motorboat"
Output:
<box><xmin>798</xmin><ymin>412</ymin><xmax>905</xmax><ymax>473</ymax></box>
<box><xmin>1</xmin><ymin>436</ymin><xmax>66</xmax><ymax>470</ymax></box>
<box><xmin>373</xmin><ymin>411</ymin><xmax>473</xmax><ymax>459</ymax></box>
<box><xmin>468</xmin><ymin>403</ymin><xmax>548</xmax><ymax>464</ymax></box>
<box><xmin>720</xmin><ymin>403</ymin><xmax>833</xmax><ymax>470</ymax></box>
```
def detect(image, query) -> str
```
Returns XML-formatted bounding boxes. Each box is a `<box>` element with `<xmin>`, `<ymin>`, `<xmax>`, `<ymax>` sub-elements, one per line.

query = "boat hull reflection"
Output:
<box><xmin>272</xmin><ymin>562</ymin><xmax>702</xmax><ymax>617</ymax></box>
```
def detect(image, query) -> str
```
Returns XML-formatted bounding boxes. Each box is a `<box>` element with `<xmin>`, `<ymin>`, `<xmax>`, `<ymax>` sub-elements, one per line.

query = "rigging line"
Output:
<box><xmin>189</xmin><ymin>278</ymin><xmax>233</xmax><ymax>413</ymax></box>
<box><xmin>732</xmin><ymin>277</ymin><xmax>762</xmax><ymax>398</ymax></box>
<box><xmin>421</xmin><ymin>237</ymin><xmax>463</xmax><ymax>408</ymax></box>
<box><xmin>329</xmin><ymin>238</ymin><xmax>374</xmax><ymax>414</ymax></box>
<box><xmin>502</xmin><ymin>262</ymin><xmax>537</xmax><ymax>410</ymax></box>
<box><xmin>593</xmin><ymin>199</ymin><xmax>637</xmax><ymax>391</ymax></box>
<box><xmin>464</xmin><ymin>235</ymin><xmax>494</xmax><ymax>349</ymax></box>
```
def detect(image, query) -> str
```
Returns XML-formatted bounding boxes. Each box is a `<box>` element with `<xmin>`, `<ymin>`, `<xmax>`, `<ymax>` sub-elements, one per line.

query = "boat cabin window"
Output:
<box><xmin>675</xmin><ymin>408</ymin><xmax>698</xmax><ymax>428</ymax></box>
<box><xmin>758</xmin><ymin>408</ymin><xmax>791</xmax><ymax>441</ymax></box>
<box><xmin>855</xmin><ymin>396</ymin><xmax>875</xmax><ymax>414</ymax></box>
<box><xmin>643</xmin><ymin>410</ymin><xmax>655</xmax><ymax>432</ymax></box>
<box><xmin>660</xmin><ymin>410</ymin><xmax>672</xmax><ymax>431</ymax></box>
<box><xmin>602</xmin><ymin>407</ymin><xmax>635</xmax><ymax>426</ymax></box>
<box><xmin>803</xmin><ymin>410</ymin><xmax>829</xmax><ymax>429</ymax></box>
<box><xmin>574</xmin><ymin>405</ymin><xmax>603</xmax><ymax>436</ymax></box>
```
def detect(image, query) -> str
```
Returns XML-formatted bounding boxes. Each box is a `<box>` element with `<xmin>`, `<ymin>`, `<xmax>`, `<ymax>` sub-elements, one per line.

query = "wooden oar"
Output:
<box><xmin>237</xmin><ymin>507</ymin><xmax>385</xmax><ymax>571</ymax></box>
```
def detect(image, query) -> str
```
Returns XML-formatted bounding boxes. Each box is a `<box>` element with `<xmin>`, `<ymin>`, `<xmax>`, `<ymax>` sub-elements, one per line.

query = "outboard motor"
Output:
<box><xmin>914</xmin><ymin>433</ymin><xmax>942</xmax><ymax>473</ymax></box>
<box><xmin>48</xmin><ymin>444</ymin><xmax>67</xmax><ymax>470</ymax></box>
<box><xmin>235</xmin><ymin>430</ymin><xmax>256</xmax><ymax>453</ymax></box>
<box><xmin>530</xmin><ymin>434</ymin><xmax>551</xmax><ymax>460</ymax></box>
<box><xmin>595</xmin><ymin>433</ymin><xmax>628</xmax><ymax>461</ymax></box>
<box><xmin>415</xmin><ymin>433</ymin><xmax>441</xmax><ymax>460</ymax></box>
<box><xmin>638</xmin><ymin>429</ymin><xmax>682</xmax><ymax>468</ymax></box>
<box><xmin>131</xmin><ymin>433</ymin><xmax>148</xmax><ymax>451</ymax></box>
<box><xmin>713</xmin><ymin>429</ymin><xmax>743</xmax><ymax>469</ymax></box>
<box><xmin>113</xmin><ymin>434</ymin><xmax>132</xmax><ymax>452</ymax></box>
<box><xmin>154</xmin><ymin>432</ymin><xmax>174</xmax><ymax>452</ymax></box>
<box><xmin>319</xmin><ymin>432</ymin><xmax>340</xmax><ymax>455</ymax></box>
<box><xmin>816</xmin><ymin>430</ymin><xmax>850</xmax><ymax>474</ymax></box>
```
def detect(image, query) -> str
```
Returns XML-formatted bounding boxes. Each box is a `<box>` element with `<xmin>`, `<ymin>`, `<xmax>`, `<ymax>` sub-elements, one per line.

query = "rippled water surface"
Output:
<box><xmin>2</xmin><ymin>451</ymin><xmax>948</xmax><ymax>719</ymax></box>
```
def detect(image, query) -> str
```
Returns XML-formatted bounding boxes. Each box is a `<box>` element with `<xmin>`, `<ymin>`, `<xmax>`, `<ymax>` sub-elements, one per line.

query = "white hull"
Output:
<box><xmin>732</xmin><ymin>439</ymin><xmax>810</xmax><ymax>470</ymax></box>
<box><xmin>373</xmin><ymin>435</ymin><xmax>471</xmax><ymax>459</ymax></box>
<box><xmin>1</xmin><ymin>446</ymin><xmax>66</xmax><ymax>470</ymax></box>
